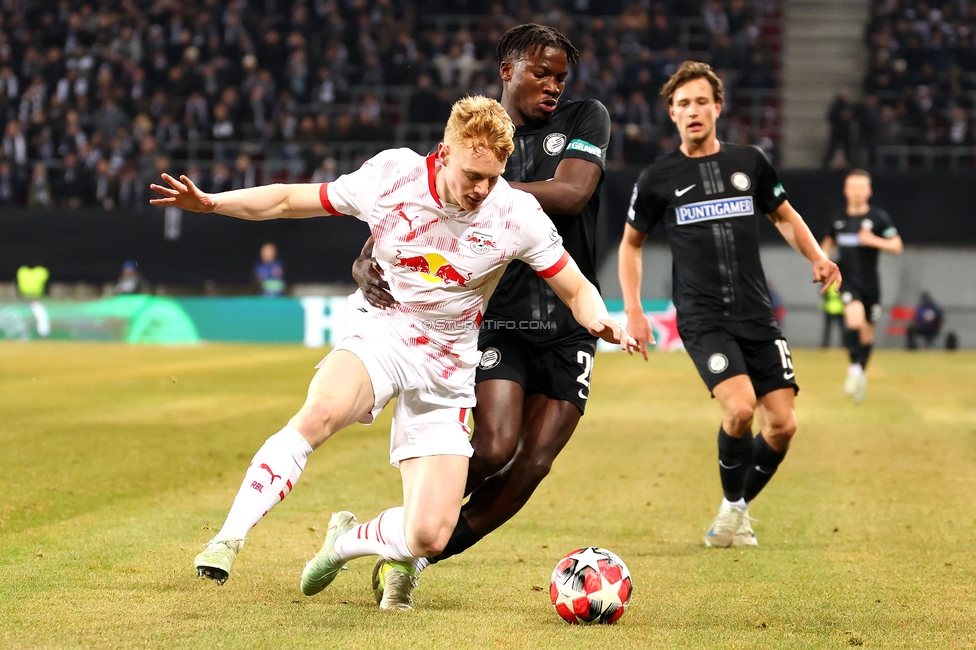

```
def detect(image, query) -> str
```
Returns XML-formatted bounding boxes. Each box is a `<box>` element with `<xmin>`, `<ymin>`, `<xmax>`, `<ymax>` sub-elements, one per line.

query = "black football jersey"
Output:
<box><xmin>828</xmin><ymin>206</ymin><xmax>898</xmax><ymax>292</ymax></box>
<box><xmin>627</xmin><ymin>144</ymin><xmax>788</xmax><ymax>321</ymax></box>
<box><xmin>481</xmin><ymin>99</ymin><xmax>611</xmax><ymax>344</ymax></box>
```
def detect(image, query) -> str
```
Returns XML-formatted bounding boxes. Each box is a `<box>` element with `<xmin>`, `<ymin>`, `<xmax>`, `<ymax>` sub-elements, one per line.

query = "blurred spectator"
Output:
<box><xmin>255</xmin><ymin>243</ymin><xmax>285</xmax><ymax>297</ymax></box>
<box><xmin>93</xmin><ymin>158</ymin><xmax>118</xmax><ymax>210</ymax></box>
<box><xmin>116</xmin><ymin>260</ymin><xmax>149</xmax><ymax>295</ymax></box>
<box><xmin>27</xmin><ymin>162</ymin><xmax>52</xmax><ymax>207</ymax></box>
<box><xmin>907</xmin><ymin>292</ymin><xmax>944</xmax><ymax>349</ymax></box>
<box><xmin>310</xmin><ymin>157</ymin><xmax>338</xmax><ymax>183</ymax></box>
<box><xmin>824</xmin><ymin>92</ymin><xmax>855</xmax><ymax>168</ymax></box>
<box><xmin>56</xmin><ymin>151</ymin><xmax>90</xmax><ymax>208</ymax></box>
<box><xmin>0</xmin><ymin>158</ymin><xmax>21</xmax><ymax>205</ymax></box>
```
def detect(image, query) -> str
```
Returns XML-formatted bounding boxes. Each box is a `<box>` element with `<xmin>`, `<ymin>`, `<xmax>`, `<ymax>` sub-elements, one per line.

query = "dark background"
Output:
<box><xmin>3</xmin><ymin>170</ymin><xmax>974</xmax><ymax>288</ymax></box>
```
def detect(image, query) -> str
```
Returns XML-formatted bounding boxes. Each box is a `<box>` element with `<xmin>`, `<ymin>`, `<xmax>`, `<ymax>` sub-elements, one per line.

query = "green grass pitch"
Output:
<box><xmin>2</xmin><ymin>342</ymin><xmax>975</xmax><ymax>649</ymax></box>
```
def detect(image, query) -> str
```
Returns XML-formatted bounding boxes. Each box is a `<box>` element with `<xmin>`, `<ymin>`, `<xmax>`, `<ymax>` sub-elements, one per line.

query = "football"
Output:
<box><xmin>549</xmin><ymin>547</ymin><xmax>633</xmax><ymax>625</ymax></box>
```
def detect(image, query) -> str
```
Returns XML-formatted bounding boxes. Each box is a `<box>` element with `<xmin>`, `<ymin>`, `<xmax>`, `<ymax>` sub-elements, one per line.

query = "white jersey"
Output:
<box><xmin>320</xmin><ymin>147</ymin><xmax>569</xmax><ymax>396</ymax></box>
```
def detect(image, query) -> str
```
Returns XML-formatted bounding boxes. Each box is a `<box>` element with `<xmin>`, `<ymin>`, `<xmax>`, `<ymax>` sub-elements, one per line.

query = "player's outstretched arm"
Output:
<box><xmin>768</xmin><ymin>200</ymin><xmax>842</xmax><ymax>293</ymax></box>
<box><xmin>352</xmin><ymin>235</ymin><xmax>397</xmax><ymax>309</ymax></box>
<box><xmin>150</xmin><ymin>174</ymin><xmax>328</xmax><ymax>221</ymax></box>
<box><xmin>544</xmin><ymin>256</ymin><xmax>639</xmax><ymax>353</ymax></box>
<box><xmin>617</xmin><ymin>223</ymin><xmax>655</xmax><ymax>360</ymax></box>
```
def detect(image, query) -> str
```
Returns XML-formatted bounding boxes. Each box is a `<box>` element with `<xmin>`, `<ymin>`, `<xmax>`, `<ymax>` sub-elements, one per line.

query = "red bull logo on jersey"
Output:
<box><xmin>394</xmin><ymin>250</ymin><xmax>472</xmax><ymax>287</ymax></box>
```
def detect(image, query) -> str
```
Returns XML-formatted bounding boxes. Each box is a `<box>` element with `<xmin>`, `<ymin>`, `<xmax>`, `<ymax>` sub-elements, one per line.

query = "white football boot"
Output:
<box><xmin>732</xmin><ymin>510</ymin><xmax>759</xmax><ymax>547</ymax></box>
<box><xmin>300</xmin><ymin>511</ymin><xmax>358</xmax><ymax>596</ymax></box>
<box><xmin>704</xmin><ymin>502</ymin><xmax>745</xmax><ymax>548</ymax></box>
<box><xmin>194</xmin><ymin>538</ymin><xmax>244</xmax><ymax>585</ymax></box>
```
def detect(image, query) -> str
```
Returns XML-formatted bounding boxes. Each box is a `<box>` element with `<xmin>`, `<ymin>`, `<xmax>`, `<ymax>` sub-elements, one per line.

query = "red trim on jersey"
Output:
<box><xmin>319</xmin><ymin>182</ymin><xmax>342</xmax><ymax>216</ymax></box>
<box><xmin>536</xmin><ymin>251</ymin><xmax>570</xmax><ymax>278</ymax></box>
<box><xmin>459</xmin><ymin>408</ymin><xmax>467</xmax><ymax>424</ymax></box>
<box><xmin>426</xmin><ymin>153</ymin><xmax>442</xmax><ymax>208</ymax></box>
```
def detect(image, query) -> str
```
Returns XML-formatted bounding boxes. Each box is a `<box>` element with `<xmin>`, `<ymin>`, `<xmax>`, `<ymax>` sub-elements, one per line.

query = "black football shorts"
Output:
<box><xmin>679</xmin><ymin>317</ymin><xmax>799</xmax><ymax>397</ymax></box>
<box><xmin>475</xmin><ymin>331</ymin><xmax>598</xmax><ymax>414</ymax></box>
<box><xmin>841</xmin><ymin>284</ymin><xmax>882</xmax><ymax>324</ymax></box>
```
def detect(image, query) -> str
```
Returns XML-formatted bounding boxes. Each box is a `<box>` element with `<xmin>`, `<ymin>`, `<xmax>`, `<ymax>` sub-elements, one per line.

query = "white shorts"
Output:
<box><xmin>320</xmin><ymin>314</ymin><xmax>475</xmax><ymax>468</ymax></box>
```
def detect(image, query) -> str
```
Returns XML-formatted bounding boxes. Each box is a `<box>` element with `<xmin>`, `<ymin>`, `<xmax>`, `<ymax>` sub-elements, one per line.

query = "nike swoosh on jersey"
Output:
<box><xmin>784</xmin><ymin>371</ymin><xmax>795</xmax><ymax>380</ymax></box>
<box><xmin>718</xmin><ymin>460</ymin><xmax>741</xmax><ymax>469</ymax></box>
<box><xmin>675</xmin><ymin>184</ymin><xmax>696</xmax><ymax>196</ymax></box>
<box><xmin>578</xmin><ymin>389</ymin><xmax>588</xmax><ymax>400</ymax></box>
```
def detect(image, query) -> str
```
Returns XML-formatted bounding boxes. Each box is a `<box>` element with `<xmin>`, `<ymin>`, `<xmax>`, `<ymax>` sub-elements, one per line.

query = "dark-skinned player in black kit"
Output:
<box><xmin>619</xmin><ymin>61</ymin><xmax>841</xmax><ymax>548</ymax></box>
<box><xmin>353</xmin><ymin>24</ymin><xmax>621</xmax><ymax>607</ymax></box>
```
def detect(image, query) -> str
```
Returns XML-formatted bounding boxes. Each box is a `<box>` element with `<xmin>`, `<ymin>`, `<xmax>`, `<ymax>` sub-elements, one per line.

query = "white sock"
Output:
<box><xmin>848</xmin><ymin>363</ymin><xmax>864</xmax><ymax>375</ymax></box>
<box><xmin>333</xmin><ymin>507</ymin><xmax>416</xmax><ymax>562</ymax></box>
<box><xmin>214</xmin><ymin>426</ymin><xmax>313</xmax><ymax>542</ymax></box>
<box><xmin>723</xmin><ymin>497</ymin><xmax>747</xmax><ymax>510</ymax></box>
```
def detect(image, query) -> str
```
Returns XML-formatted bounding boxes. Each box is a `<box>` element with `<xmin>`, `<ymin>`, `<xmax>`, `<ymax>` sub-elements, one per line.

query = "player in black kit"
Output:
<box><xmin>353</xmin><ymin>24</ymin><xmax>613</xmax><ymax>605</ymax></box>
<box><xmin>821</xmin><ymin>169</ymin><xmax>903</xmax><ymax>402</ymax></box>
<box><xmin>618</xmin><ymin>61</ymin><xmax>841</xmax><ymax>548</ymax></box>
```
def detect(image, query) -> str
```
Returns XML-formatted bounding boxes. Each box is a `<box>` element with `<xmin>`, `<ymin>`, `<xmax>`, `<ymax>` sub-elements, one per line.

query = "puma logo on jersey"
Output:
<box><xmin>398</xmin><ymin>210</ymin><xmax>417</xmax><ymax>230</ymax></box>
<box><xmin>675</xmin><ymin>184</ymin><xmax>696</xmax><ymax>197</ymax></box>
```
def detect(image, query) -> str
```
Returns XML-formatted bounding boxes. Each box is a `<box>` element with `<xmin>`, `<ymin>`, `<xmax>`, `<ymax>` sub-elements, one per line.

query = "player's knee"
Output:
<box><xmin>471</xmin><ymin>424</ymin><xmax>519</xmax><ymax>475</ymax></box>
<box><xmin>723</xmin><ymin>402</ymin><xmax>756</xmax><ymax>434</ymax></box>
<box><xmin>290</xmin><ymin>401</ymin><xmax>337</xmax><ymax>445</ymax></box>
<box><xmin>514</xmin><ymin>448</ymin><xmax>556</xmax><ymax>489</ymax></box>
<box><xmin>765</xmin><ymin>411</ymin><xmax>797</xmax><ymax>445</ymax></box>
<box><xmin>406</xmin><ymin>522</ymin><xmax>452</xmax><ymax>557</ymax></box>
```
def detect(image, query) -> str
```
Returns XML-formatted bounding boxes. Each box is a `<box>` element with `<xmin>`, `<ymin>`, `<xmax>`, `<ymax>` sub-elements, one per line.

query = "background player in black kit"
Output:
<box><xmin>618</xmin><ymin>61</ymin><xmax>841</xmax><ymax>548</ymax></box>
<box><xmin>821</xmin><ymin>169</ymin><xmax>903</xmax><ymax>402</ymax></box>
<box><xmin>353</xmin><ymin>24</ymin><xmax>614</xmax><ymax>605</ymax></box>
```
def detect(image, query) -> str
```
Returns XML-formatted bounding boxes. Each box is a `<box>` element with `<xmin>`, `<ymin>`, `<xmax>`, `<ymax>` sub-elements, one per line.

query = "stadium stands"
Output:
<box><xmin>0</xmin><ymin>0</ymin><xmax>782</xmax><ymax>210</ymax></box>
<box><xmin>837</xmin><ymin>0</ymin><xmax>976</xmax><ymax>170</ymax></box>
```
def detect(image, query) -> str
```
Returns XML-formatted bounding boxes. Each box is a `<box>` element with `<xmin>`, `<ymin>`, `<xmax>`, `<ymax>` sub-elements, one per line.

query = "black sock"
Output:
<box><xmin>860</xmin><ymin>343</ymin><xmax>873</xmax><ymax>370</ymax></box>
<box><xmin>742</xmin><ymin>434</ymin><xmax>787</xmax><ymax>503</ymax></box>
<box><xmin>427</xmin><ymin>512</ymin><xmax>481</xmax><ymax>565</ymax></box>
<box><xmin>843</xmin><ymin>328</ymin><xmax>860</xmax><ymax>365</ymax></box>
<box><xmin>717</xmin><ymin>427</ymin><xmax>753</xmax><ymax>502</ymax></box>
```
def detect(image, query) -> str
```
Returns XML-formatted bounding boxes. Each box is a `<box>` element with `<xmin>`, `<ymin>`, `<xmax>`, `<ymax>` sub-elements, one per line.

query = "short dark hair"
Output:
<box><xmin>496</xmin><ymin>23</ymin><xmax>580</xmax><ymax>65</ymax></box>
<box><xmin>846</xmin><ymin>168</ymin><xmax>872</xmax><ymax>184</ymax></box>
<box><xmin>661</xmin><ymin>61</ymin><xmax>725</xmax><ymax>105</ymax></box>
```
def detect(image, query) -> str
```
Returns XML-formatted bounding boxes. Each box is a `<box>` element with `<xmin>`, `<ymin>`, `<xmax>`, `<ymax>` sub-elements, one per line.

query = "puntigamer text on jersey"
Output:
<box><xmin>675</xmin><ymin>197</ymin><xmax>755</xmax><ymax>225</ymax></box>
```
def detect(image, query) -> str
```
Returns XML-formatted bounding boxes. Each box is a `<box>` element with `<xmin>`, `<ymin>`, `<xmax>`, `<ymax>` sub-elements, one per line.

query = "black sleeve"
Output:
<box><xmin>625</xmin><ymin>167</ymin><xmax>665</xmax><ymax>234</ymax></box>
<box><xmin>873</xmin><ymin>207</ymin><xmax>899</xmax><ymax>238</ymax></box>
<box><xmin>752</xmin><ymin>146</ymin><xmax>788</xmax><ymax>214</ymax></box>
<box><xmin>562</xmin><ymin>100</ymin><xmax>610</xmax><ymax>170</ymax></box>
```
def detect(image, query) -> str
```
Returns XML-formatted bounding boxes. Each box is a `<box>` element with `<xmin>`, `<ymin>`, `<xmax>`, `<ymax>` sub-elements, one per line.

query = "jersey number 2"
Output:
<box><xmin>576</xmin><ymin>350</ymin><xmax>594</xmax><ymax>388</ymax></box>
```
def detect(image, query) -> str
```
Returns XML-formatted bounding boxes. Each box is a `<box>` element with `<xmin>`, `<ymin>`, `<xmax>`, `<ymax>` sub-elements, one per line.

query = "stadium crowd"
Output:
<box><xmin>0</xmin><ymin>0</ymin><xmax>779</xmax><ymax>210</ymax></box>
<box><xmin>825</xmin><ymin>0</ymin><xmax>976</xmax><ymax>168</ymax></box>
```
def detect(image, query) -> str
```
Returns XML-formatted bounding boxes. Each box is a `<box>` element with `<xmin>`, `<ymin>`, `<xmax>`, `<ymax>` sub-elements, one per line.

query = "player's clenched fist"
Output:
<box><xmin>150</xmin><ymin>174</ymin><xmax>217</xmax><ymax>213</ymax></box>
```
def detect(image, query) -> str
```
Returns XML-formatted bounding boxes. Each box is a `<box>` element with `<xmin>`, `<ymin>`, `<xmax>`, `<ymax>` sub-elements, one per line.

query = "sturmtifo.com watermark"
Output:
<box><xmin>420</xmin><ymin>319</ymin><xmax>554</xmax><ymax>331</ymax></box>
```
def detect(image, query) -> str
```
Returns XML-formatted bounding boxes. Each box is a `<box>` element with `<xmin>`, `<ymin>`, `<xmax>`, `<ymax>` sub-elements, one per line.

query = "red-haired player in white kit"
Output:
<box><xmin>150</xmin><ymin>96</ymin><xmax>636</xmax><ymax>610</ymax></box>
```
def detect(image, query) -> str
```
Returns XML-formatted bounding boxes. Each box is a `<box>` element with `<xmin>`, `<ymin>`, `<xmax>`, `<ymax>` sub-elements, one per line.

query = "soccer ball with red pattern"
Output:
<box><xmin>549</xmin><ymin>547</ymin><xmax>633</xmax><ymax>624</ymax></box>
